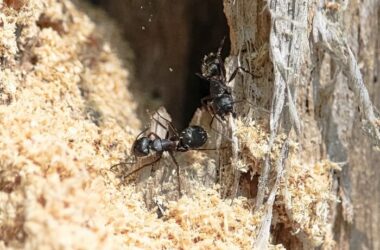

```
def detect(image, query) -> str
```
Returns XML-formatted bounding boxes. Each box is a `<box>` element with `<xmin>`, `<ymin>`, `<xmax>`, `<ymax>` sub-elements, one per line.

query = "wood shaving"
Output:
<box><xmin>0</xmin><ymin>0</ymin><xmax>339</xmax><ymax>249</ymax></box>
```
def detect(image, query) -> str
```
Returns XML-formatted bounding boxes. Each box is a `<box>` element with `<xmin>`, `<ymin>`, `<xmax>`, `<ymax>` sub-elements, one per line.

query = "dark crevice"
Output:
<box><xmin>272</xmin><ymin>221</ymin><xmax>301</xmax><ymax>249</ymax></box>
<box><xmin>88</xmin><ymin>0</ymin><xmax>229</xmax><ymax>129</ymax></box>
<box><xmin>182</xmin><ymin>0</ymin><xmax>230</xmax><ymax>127</ymax></box>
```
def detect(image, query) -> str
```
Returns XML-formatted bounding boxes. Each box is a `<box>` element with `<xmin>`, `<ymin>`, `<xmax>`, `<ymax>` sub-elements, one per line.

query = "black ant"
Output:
<box><xmin>196</xmin><ymin>37</ymin><xmax>255</xmax><ymax>126</ymax></box>
<box><xmin>111</xmin><ymin>116</ymin><xmax>208</xmax><ymax>197</ymax></box>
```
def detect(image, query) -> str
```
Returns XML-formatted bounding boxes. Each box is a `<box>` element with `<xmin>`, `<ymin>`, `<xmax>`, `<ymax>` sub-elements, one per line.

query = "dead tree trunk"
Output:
<box><xmin>1</xmin><ymin>0</ymin><xmax>379</xmax><ymax>248</ymax></box>
<box><xmin>95</xmin><ymin>0</ymin><xmax>380</xmax><ymax>248</ymax></box>
<box><xmin>223</xmin><ymin>0</ymin><xmax>380</xmax><ymax>249</ymax></box>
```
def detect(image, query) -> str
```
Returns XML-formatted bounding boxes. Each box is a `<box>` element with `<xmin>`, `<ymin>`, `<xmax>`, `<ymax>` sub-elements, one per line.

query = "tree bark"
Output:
<box><xmin>96</xmin><ymin>0</ymin><xmax>380</xmax><ymax>248</ymax></box>
<box><xmin>1</xmin><ymin>0</ymin><xmax>379</xmax><ymax>248</ymax></box>
<box><xmin>222</xmin><ymin>0</ymin><xmax>380</xmax><ymax>249</ymax></box>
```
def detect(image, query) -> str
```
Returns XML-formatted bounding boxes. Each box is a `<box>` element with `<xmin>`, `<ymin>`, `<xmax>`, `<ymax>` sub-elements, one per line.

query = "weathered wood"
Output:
<box><xmin>223</xmin><ymin>0</ymin><xmax>380</xmax><ymax>248</ymax></box>
<box><xmin>92</xmin><ymin>0</ymin><xmax>380</xmax><ymax>248</ymax></box>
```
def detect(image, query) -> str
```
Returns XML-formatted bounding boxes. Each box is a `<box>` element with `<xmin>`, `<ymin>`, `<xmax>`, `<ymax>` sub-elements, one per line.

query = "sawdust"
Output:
<box><xmin>279</xmin><ymin>159</ymin><xmax>340</xmax><ymax>247</ymax></box>
<box><xmin>235</xmin><ymin>120</ymin><xmax>338</xmax><ymax>247</ymax></box>
<box><xmin>0</xmin><ymin>0</ymin><xmax>338</xmax><ymax>249</ymax></box>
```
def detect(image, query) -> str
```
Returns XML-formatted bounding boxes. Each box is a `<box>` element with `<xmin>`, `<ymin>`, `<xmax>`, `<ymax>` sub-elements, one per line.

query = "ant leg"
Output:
<box><xmin>209</xmin><ymin>114</ymin><xmax>216</xmax><ymax>129</ymax></box>
<box><xmin>209</xmin><ymin>114</ymin><xmax>226</xmax><ymax>129</ymax></box>
<box><xmin>202</xmin><ymin>106</ymin><xmax>233</xmax><ymax>142</ymax></box>
<box><xmin>152</xmin><ymin>114</ymin><xmax>179</xmax><ymax>139</ymax></box>
<box><xmin>201</xmin><ymin>95</ymin><xmax>213</xmax><ymax>107</ymax></box>
<box><xmin>228</xmin><ymin>67</ymin><xmax>240</xmax><ymax>83</ymax></box>
<box><xmin>155</xmin><ymin>109</ymin><xmax>173</xmax><ymax>125</ymax></box>
<box><xmin>196</xmin><ymin>73</ymin><xmax>211</xmax><ymax>81</ymax></box>
<box><xmin>216</xmin><ymin>37</ymin><xmax>227</xmax><ymax>82</ymax></box>
<box><xmin>227</xmin><ymin>66</ymin><xmax>261</xmax><ymax>83</ymax></box>
<box><xmin>206</xmin><ymin>102</ymin><xmax>222</xmax><ymax>129</ymax></box>
<box><xmin>237</xmin><ymin>66</ymin><xmax>261</xmax><ymax>78</ymax></box>
<box><xmin>154</xmin><ymin>110</ymin><xmax>176</xmax><ymax>133</ymax></box>
<box><xmin>110</xmin><ymin>156</ymin><xmax>137</xmax><ymax>172</ymax></box>
<box><xmin>195</xmin><ymin>146</ymin><xmax>228</xmax><ymax>151</ymax></box>
<box><xmin>208</xmin><ymin>113</ymin><xmax>234</xmax><ymax>143</ymax></box>
<box><xmin>145</xmin><ymin>132</ymin><xmax>162</xmax><ymax>140</ymax></box>
<box><xmin>134</xmin><ymin>127</ymin><xmax>150</xmax><ymax>140</ymax></box>
<box><xmin>205</xmin><ymin>105</ymin><xmax>224</xmax><ymax>129</ymax></box>
<box><xmin>123</xmin><ymin>154</ymin><xmax>162</xmax><ymax>179</ymax></box>
<box><xmin>168</xmin><ymin>151</ymin><xmax>182</xmax><ymax>197</ymax></box>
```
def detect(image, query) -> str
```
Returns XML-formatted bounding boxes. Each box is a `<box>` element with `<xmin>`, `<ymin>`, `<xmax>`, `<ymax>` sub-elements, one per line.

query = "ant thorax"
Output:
<box><xmin>209</xmin><ymin>79</ymin><xmax>230</xmax><ymax>97</ymax></box>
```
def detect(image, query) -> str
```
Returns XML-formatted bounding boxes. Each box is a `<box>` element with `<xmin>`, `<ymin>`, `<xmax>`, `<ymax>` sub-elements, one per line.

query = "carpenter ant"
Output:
<box><xmin>111</xmin><ymin>117</ymin><xmax>208</xmax><ymax>196</ymax></box>
<box><xmin>196</xmin><ymin>37</ymin><xmax>255</xmax><ymax>125</ymax></box>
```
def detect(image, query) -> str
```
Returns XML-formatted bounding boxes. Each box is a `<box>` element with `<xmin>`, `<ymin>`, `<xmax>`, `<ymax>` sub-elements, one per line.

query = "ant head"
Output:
<box><xmin>179</xmin><ymin>126</ymin><xmax>208</xmax><ymax>149</ymax></box>
<box><xmin>133</xmin><ymin>137</ymin><xmax>150</xmax><ymax>157</ymax></box>
<box><xmin>201</xmin><ymin>53</ymin><xmax>221</xmax><ymax>79</ymax></box>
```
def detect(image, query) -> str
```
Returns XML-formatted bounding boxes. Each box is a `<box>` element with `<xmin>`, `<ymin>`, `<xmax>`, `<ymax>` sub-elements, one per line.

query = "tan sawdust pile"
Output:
<box><xmin>235</xmin><ymin>120</ymin><xmax>338</xmax><ymax>247</ymax></box>
<box><xmin>0</xmin><ymin>0</ymin><xmax>336</xmax><ymax>249</ymax></box>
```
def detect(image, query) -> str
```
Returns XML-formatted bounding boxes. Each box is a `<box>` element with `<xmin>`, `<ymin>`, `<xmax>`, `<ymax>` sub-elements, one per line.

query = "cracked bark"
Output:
<box><xmin>223</xmin><ymin>0</ymin><xmax>380</xmax><ymax>248</ymax></box>
<box><xmin>94</xmin><ymin>0</ymin><xmax>380</xmax><ymax>248</ymax></box>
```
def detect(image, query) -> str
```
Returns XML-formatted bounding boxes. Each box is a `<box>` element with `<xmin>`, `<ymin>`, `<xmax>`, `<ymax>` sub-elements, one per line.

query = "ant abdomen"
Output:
<box><xmin>179</xmin><ymin>126</ymin><xmax>208</xmax><ymax>150</ymax></box>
